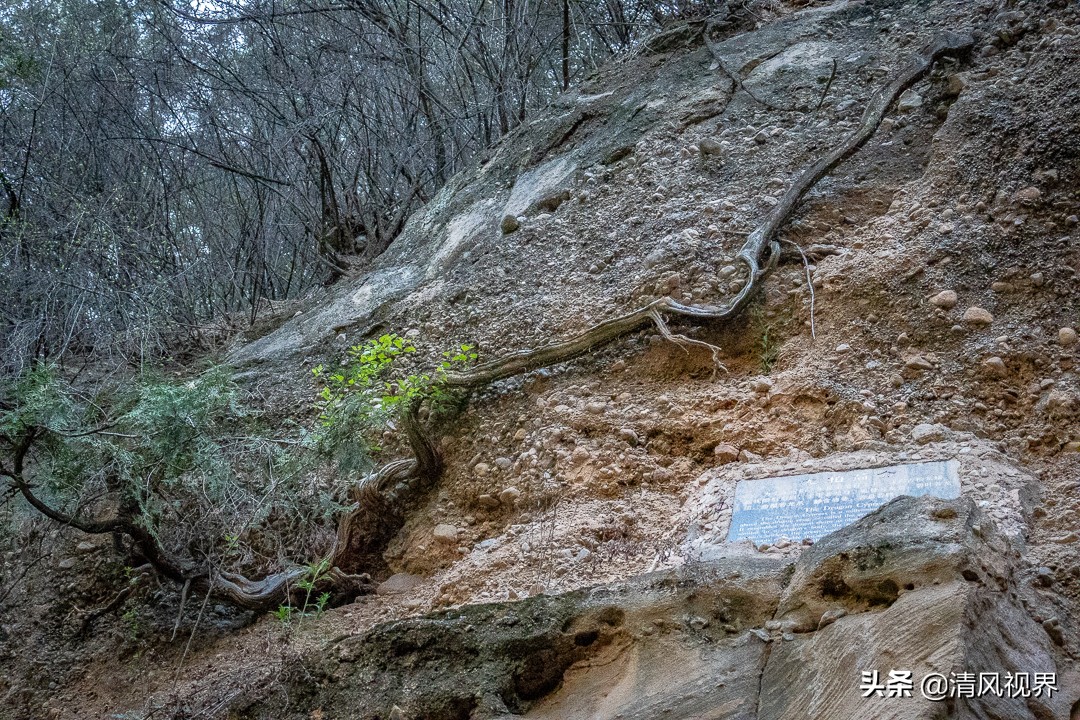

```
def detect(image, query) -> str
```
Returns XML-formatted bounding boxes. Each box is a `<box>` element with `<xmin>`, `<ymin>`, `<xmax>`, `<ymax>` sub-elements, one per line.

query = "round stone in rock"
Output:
<box><xmin>817</xmin><ymin>608</ymin><xmax>847</xmax><ymax>630</ymax></box>
<box><xmin>478</xmin><ymin>494</ymin><xmax>500</xmax><ymax>509</ymax></box>
<box><xmin>911</xmin><ymin>423</ymin><xmax>948</xmax><ymax>444</ymax></box>
<box><xmin>376</xmin><ymin>572</ymin><xmax>425</xmax><ymax>596</ymax></box>
<box><xmin>474</xmin><ymin>462</ymin><xmax>491</xmax><ymax>477</ymax></box>
<box><xmin>699</xmin><ymin>137</ymin><xmax>724</xmax><ymax>156</ymax></box>
<box><xmin>713</xmin><ymin>443</ymin><xmax>739</xmax><ymax>463</ymax></box>
<box><xmin>905</xmin><ymin>356</ymin><xmax>934</xmax><ymax>371</ymax></box>
<box><xmin>1013</xmin><ymin>186</ymin><xmax>1041</xmax><ymax>204</ymax></box>
<box><xmin>1059</xmin><ymin>327</ymin><xmax>1078</xmax><ymax>346</ymax></box>
<box><xmin>982</xmin><ymin>356</ymin><xmax>1007</xmax><ymax>377</ymax></box>
<box><xmin>433</xmin><ymin>524</ymin><xmax>459</xmax><ymax>544</ymax></box>
<box><xmin>897</xmin><ymin>88</ymin><xmax>923</xmax><ymax>111</ymax></box>
<box><xmin>962</xmin><ymin>306</ymin><xmax>993</xmax><ymax>327</ymax></box>
<box><xmin>500</xmin><ymin>214</ymin><xmax>520</xmax><ymax>234</ymax></box>
<box><xmin>929</xmin><ymin>290</ymin><xmax>957</xmax><ymax>309</ymax></box>
<box><xmin>499</xmin><ymin>487</ymin><xmax>521</xmax><ymax>505</ymax></box>
<box><xmin>750</xmin><ymin>377</ymin><xmax>772</xmax><ymax>393</ymax></box>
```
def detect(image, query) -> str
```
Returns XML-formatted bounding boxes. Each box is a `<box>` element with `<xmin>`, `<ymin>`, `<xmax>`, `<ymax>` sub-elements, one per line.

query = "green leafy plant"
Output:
<box><xmin>296</xmin><ymin>556</ymin><xmax>331</xmax><ymax>624</ymax></box>
<box><xmin>0</xmin><ymin>363</ymin><xmax>352</xmax><ymax>610</ymax></box>
<box><xmin>273</xmin><ymin>604</ymin><xmax>293</xmax><ymax>626</ymax></box>
<box><xmin>274</xmin><ymin>557</ymin><xmax>334</xmax><ymax>628</ymax></box>
<box><xmin>383</xmin><ymin>343</ymin><xmax>479</xmax><ymax>412</ymax></box>
<box><xmin>311</xmin><ymin>334</ymin><xmax>415</xmax><ymax>472</ymax></box>
<box><xmin>121</xmin><ymin>607</ymin><xmax>142</xmax><ymax>642</ymax></box>
<box><xmin>312</xmin><ymin>334</ymin><xmax>417</xmax><ymax>424</ymax></box>
<box><xmin>748</xmin><ymin>306</ymin><xmax>781</xmax><ymax>375</ymax></box>
<box><xmin>311</xmin><ymin>334</ymin><xmax>477</xmax><ymax>471</ymax></box>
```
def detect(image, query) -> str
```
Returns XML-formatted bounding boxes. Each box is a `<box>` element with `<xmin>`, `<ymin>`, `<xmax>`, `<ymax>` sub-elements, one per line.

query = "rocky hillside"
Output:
<box><xmin>4</xmin><ymin>0</ymin><xmax>1080</xmax><ymax>717</ymax></box>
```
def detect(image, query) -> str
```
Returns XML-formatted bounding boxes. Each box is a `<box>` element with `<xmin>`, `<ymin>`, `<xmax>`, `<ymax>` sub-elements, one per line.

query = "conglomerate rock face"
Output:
<box><xmin>6</xmin><ymin>0</ymin><xmax>1080</xmax><ymax>717</ymax></box>
<box><xmin>228</xmin><ymin>497</ymin><xmax>1070</xmax><ymax>720</ymax></box>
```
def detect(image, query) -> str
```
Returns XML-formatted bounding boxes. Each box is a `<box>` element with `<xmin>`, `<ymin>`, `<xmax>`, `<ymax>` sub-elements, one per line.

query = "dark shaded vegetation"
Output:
<box><xmin>0</xmin><ymin>0</ymin><xmax>727</xmax><ymax>374</ymax></box>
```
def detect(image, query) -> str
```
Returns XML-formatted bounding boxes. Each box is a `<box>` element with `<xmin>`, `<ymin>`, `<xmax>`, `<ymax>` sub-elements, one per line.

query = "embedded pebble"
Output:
<box><xmin>433</xmin><ymin>524</ymin><xmax>459</xmax><ymax>544</ymax></box>
<box><xmin>962</xmin><ymin>307</ymin><xmax>994</xmax><ymax>327</ymax></box>
<box><xmin>911</xmin><ymin>423</ymin><xmax>948</xmax><ymax>444</ymax></box>
<box><xmin>929</xmin><ymin>290</ymin><xmax>958</xmax><ymax>309</ymax></box>
<box><xmin>699</xmin><ymin>138</ymin><xmax>724</xmax><ymax>156</ymax></box>
<box><xmin>982</xmin><ymin>356</ymin><xmax>1007</xmax><ymax>377</ymax></box>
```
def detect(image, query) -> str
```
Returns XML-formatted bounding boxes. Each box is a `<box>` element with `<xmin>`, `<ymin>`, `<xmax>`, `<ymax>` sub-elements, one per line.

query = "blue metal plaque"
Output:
<box><xmin>726</xmin><ymin>461</ymin><xmax>960</xmax><ymax>545</ymax></box>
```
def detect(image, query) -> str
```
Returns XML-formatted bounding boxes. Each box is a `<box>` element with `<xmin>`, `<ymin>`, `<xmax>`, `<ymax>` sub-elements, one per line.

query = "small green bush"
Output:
<box><xmin>311</xmin><ymin>334</ymin><xmax>476</xmax><ymax>470</ymax></box>
<box><xmin>0</xmin><ymin>332</ymin><xmax>477</xmax><ymax>616</ymax></box>
<box><xmin>0</xmin><ymin>364</ymin><xmax>346</xmax><ymax>581</ymax></box>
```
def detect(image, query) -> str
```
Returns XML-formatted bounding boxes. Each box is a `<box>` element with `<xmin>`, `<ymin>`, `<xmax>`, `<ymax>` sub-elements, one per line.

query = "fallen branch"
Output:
<box><xmin>816</xmin><ymin>58</ymin><xmax>838</xmax><ymax>112</ymax></box>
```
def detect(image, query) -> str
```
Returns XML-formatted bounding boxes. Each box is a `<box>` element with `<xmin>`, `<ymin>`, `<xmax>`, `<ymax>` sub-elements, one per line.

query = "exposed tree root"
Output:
<box><xmin>1</xmin><ymin>32</ymin><xmax>973</xmax><ymax>616</ymax></box>
<box><xmin>442</xmin><ymin>31</ymin><xmax>972</xmax><ymax>390</ymax></box>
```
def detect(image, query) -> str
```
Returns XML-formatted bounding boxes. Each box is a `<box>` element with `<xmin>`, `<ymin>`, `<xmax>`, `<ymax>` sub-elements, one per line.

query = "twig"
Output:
<box><xmin>781</xmin><ymin>239</ymin><xmax>816</xmax><ymax>339</ymax></box>
<box><xmin>704</xmin><ymin>22</ymin><xmax>797</xmax><ymax>113</ymax></box>
<box><xmin>171</xmin><ymin>577</ymin><xmax>192</xmax><ymax>642</ymax></box>
<box><xmin>77</xmin><ymin>569</ymin><xmax>151</xmax><ymax>637</ymax></box>
<box><xmin>171</xmin><ymin>584</ymin><xmax>213</xmax><ymax>691</ymax></box>
<box><xmin>816</xmin><ymin>58</ymin><xmax>838</xmax><ymax>111</ymax></box>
